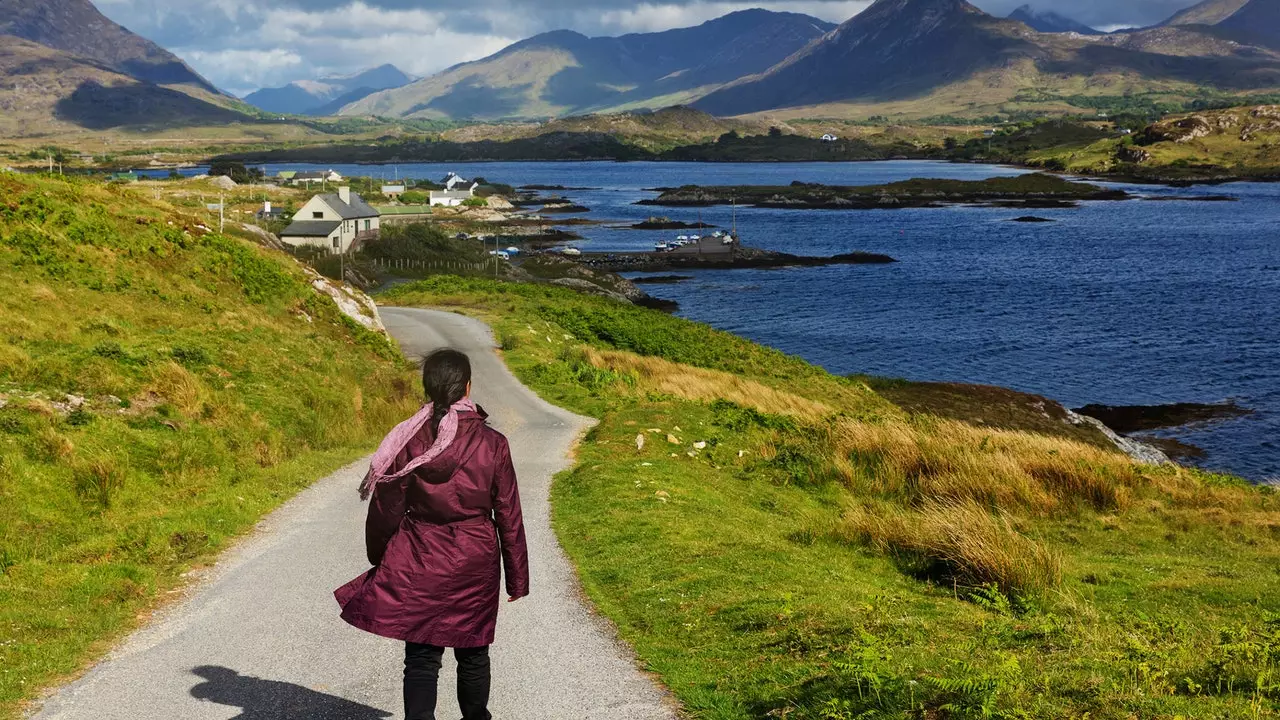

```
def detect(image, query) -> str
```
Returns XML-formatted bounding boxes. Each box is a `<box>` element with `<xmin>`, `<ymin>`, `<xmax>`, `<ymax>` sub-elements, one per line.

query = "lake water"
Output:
<box><xmin>173</xmin><ymin>161</ymin><xmax>1279</xmax><ymax>481</ymax></box>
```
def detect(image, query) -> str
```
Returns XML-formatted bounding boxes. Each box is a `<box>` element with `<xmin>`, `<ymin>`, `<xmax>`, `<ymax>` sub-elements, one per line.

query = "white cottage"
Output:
<box><xmin>280</xmin><ymin>187</ymin><xmax>380</xmax><ymax>254</ymax></box>
<box><xmin>429</xmin><ymin>172</ymin><xmax>480</xmax><ymax>207</ymax></box>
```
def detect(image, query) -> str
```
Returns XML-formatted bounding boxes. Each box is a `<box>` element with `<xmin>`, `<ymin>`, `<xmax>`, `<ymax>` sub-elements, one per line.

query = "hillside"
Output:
<box><xmin>1008</xmin><ymin>5</ymin><xmax>1101</xmax><ymax>35</ymax></box>
<box><xmin>694</xmin><ymin>0</ymin><xmax>1280</xmax><ymax>120</ymax></box>
<box><xmin>0</xmin><ymin>0</ymin><xmax>216</xmax><ymax>91</ymax></box>
<box><xmin>695</xmin><ymin>0</ymin><xmax>1051</xmax><ymax>116</ymax></box>
<box><xmin>0</xmin><ymin>36</ymin><xmax>250</xmax><ymax>136</ymax></box>
<box><xmin>1023</xmin><ymin>104</ymin><xmax>1280</xmax><ymax>180</ymax></box>
<box><xmin>1216</xmin><ymin>0</ymin><xmax>1280</xmax><ymax>48</ymax></box>
<box><xmin>0</xmin><ymin>172</ymin><xmax>417</xmax><ymax>718</ymax></box>
<box><xmin>1159</xmin><ymin>0</ymin><xmax>1251</xmax><ymax>26</ymax></box>
<box><xmin>338</xmin><ymin>10</ymin><xmax>834</xmax><ymax>121</ymax></box>
<box><xmin>383</xmin><ymin>276</ymin><xmax>1280</xmax><ymax>719</ymax></box>
<box><xmin>244</xmin><ymin>64</ymin><xmax>414</xmax><ymax>115</ymax></box>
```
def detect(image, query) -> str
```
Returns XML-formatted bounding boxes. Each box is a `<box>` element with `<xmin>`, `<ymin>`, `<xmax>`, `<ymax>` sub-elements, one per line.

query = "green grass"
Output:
<box><xmin>384</xmin><ymin>276</ymin><xmax>1280</xmax><ymax>719</ymax></box>
<box><xmin>0</xmin><ymin>174</ymin><xmax>419</xmax><ymax>718</ymax></box>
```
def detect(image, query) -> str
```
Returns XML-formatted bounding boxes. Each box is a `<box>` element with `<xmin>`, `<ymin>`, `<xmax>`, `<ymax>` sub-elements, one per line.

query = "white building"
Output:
<box><xmin>382</xmin><ymin>184</ymin><xmax>407</xmax><ymax>199</ymax></box>
<box><xmin>279</xmin><ymin>187</ymin><xmax>380</xmax><ymax>254</ymax></box>
<box><xmin>291</xmin><ymin>169</ymin><xmax>344</xmax><ymax>186</ymax></box>
<box><xmin>429</xmin><ymin>172</ymin><xmax>480</xmax><ymax>207</ymax></box>
<box><xmin>820</xmin><ymin>134</ymin><xmax>839</xmax><ymax>142</ymax></box>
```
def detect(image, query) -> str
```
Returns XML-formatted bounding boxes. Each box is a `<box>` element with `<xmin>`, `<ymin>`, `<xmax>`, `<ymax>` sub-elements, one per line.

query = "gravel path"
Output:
<box><xmin>32</xmin><ymin>307</ymin><xmax>676</xmax><ymax>720</ymax></box>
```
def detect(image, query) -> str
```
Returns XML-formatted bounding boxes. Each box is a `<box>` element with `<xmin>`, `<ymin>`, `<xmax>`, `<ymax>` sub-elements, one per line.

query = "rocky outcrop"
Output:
<box><xmin>1115</xmin><ymin>146</ymin><xmax>1152</xmax><ymax>164</ymax></box>
<box><xmin>304</xmin><ymin>268</ymin><xmax>388</xmax><ymax>336</ymax></box>
<box><xmin>1066</xmin><ymin>410</ymin><xmax>1172</xmax><ymax>466</ymax></box>
<box><xmin>550</xmin><ymin>278</ymin><xmax>633</xmax><ymax>304</ymax></box>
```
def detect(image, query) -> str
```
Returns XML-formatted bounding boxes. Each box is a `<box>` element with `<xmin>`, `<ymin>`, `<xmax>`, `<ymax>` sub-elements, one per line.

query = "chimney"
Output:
<box><xmin>338</xmin><ymin>186</ymin><xmax>351</xmax><ymax>205</ymax></box>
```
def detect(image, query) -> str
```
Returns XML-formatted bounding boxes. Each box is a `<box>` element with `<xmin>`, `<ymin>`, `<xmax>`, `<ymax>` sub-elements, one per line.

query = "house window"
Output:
<box><xmin>332</xmin><ymin>237</ymin><xmax>340</xmax><ymax>250</ymax></box>
<box><xmin>313</xmin><ymin>211</ymin><xmax>323</xmax><ymax>219</ymax></box>
<box><xmin>364</xmin><ymin>219</ymin><xmax>371</xmax><ymax>232</ymax></box>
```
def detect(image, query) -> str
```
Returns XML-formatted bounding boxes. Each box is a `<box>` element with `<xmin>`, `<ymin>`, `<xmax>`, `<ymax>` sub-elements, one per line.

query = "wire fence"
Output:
<box><xmin>367</xmin><ymin>257</ymin><xmax>497</xmax><ymax>273</ymax></box>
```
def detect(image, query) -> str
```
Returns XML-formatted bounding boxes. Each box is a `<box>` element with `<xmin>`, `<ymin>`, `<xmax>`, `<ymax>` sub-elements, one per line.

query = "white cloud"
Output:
<box><xmin>588</xmin><ymin>1</ymin><xmax>870</xmax><ymax>34</ymax></box>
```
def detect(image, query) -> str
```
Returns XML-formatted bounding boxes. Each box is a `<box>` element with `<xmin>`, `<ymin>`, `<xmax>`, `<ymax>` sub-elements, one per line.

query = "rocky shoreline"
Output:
<box><xmin>575</xmin><ymin>247</ymin><xmax>897</xmax><ymax>273</ymax></box>
<box><xmin>639</xmin><ymin>174</ymin><xmax>1130</xmax><ymax>210</ymax></box>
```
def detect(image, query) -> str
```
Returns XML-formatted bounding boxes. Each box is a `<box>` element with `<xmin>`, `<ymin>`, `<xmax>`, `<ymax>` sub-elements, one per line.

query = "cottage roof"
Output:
<box><xmin>318</xmin><ymin>192</ymin><xmax>378</xmax><ymax>219</ymax></box>
<box><xmin>281</xmin><ymin>220</ymin><xmax>342</xmax><ymax>237</ymax></box>
<box><xmin>294</xmin><ymin>170</ymin><xmax>336</xmax><ymax>181</ymax></box>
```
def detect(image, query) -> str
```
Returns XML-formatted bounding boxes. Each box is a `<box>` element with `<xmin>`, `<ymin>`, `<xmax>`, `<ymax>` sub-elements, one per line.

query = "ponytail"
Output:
<box><xmin>421</xmin><ymin>349</ymin><xmax>471</xmax><ymax>433</ymax></box>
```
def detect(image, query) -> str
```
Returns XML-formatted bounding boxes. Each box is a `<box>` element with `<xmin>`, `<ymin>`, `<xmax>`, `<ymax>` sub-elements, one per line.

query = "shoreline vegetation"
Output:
<box><xmin>189</xmin><ymin>105</ymin><xmax>1280</xmax><ymax>186</ymax></box>
<box><xmin>381</xmin><ymin>277</ymin><xmax>1280</xmax><ymax>719</ymax></box>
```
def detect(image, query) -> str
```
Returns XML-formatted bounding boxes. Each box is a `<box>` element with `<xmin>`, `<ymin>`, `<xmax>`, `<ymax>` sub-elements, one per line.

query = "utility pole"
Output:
<box><xmin>219</xmin><ymin>192</ymin><xmax>224</xmax><ymax>234</ymax></box>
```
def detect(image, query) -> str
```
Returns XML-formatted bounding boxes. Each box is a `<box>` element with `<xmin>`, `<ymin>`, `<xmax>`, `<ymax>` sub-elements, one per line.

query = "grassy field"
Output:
<box><xmin>384</xmin><ymin>277</ymin><xmax>1280</xmax><ymax>719</ymax></box>
<box><xmin>0</xmin><ymin>173</ymin><xmax>419</xmax><ymax>718</ymax></box>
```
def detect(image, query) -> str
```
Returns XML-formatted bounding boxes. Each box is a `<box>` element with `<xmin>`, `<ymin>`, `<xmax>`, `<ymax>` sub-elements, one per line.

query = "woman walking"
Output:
<box><xmin>336</xmin><ymin>349</ymin><xmax>529</xmax><ymax>720</ymax></box>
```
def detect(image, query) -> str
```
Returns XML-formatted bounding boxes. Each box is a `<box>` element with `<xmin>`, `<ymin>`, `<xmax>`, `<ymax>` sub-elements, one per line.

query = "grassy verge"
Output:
<box><xmin>383</xmin><ymin>277</ymin><xmax>1280</xmax><ymax>719</ymax></box>
<box><xmin>0</xmin><ymin>174</ymin><xmax>418</xmax><ymax>718</ymax></box>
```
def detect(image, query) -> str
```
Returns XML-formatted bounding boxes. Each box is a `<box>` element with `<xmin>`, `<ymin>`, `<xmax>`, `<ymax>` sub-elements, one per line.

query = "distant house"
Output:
<box><xmin>1119</xmin><ymin>128</ymin><xmax>1133</xmax><ymax>136</ymax></box>
<box><xmin>983</xmin><ymin>129</ymin><xmax>997</xmax><ymax>139</ymax></box>
<box><xmin>276</xmin><ymin>171</ymin><xmax>297</xmax><ymax>182</ymax></box>
<box><xmin>280</xmin><ymin>187</ymin><xmax>379</xmax><ymax>254</ymax></box>
<box><xmin>291</xmin><ymin>169</ymin><xmax>344</xmax><ymax>186</ymax></box>
<box><xmin>820</xmin><ymin>134</ymin><xmax>839</xmax><ymax>142</ymax></box>
<box><xmin>109</xmin><ymin>171</ymin><xmax>139</xmax><ymax>183</ymax></box>
<box><xmin>256</xmin><ymin>201</ymin><xmax>286</xmax><ymax>220</ymax></box>
<box><xmin>382</xmin><ymin>184</ymin><xmax>407</xmax><ymax>199</ymax></box>
<box><xmin>429</xmin><ymin>172</ymin><xmax>480</xmax><ymax>207</ymax></box>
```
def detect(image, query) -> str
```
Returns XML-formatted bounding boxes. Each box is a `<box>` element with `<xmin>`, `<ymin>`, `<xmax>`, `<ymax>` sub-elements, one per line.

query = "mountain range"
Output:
<box><xmin>338</xmin><ymin>10</ymin><xmax>836</xmax><ymax>121</ymax></box>
<box><xmin>3</xmin><ymin>0</ymin><xmax>1280</xmax><ymax>136</ymax></box>
<box><xmin>243</xmin><ymin>65</ymin><xmax>415</xmax><ymax>116</ymax></box>
<box><xmin>330</xmin><ymin>0</ymin><xmax>1280</xmax><ymax>121</ymax></box>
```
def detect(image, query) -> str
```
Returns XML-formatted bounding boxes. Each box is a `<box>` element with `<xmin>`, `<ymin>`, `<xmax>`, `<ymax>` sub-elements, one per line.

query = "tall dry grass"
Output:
<box><xmin>581</xmin><ymin>347</ymin><xmax>832</xmax><ymax>420</ymax></box>
<box><xmin>832</xmin><ymin>416</ymin><xmax>1154</xmax><ymax>515</ymax></box>
<box><xmin>840</xmin><ymin>499</ymin><xmax>1063</xmax><ymax>597</ymax></box>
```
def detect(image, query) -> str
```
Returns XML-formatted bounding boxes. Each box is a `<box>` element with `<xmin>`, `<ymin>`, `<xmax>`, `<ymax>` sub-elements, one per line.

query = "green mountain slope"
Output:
<box><xmin>0</xmin><ymin>172</ymin><xmax>417</xmax><ymax>718</ymax></box>
<box><xmin>338</xmin><ymin>10</ymin><xmax>835</xmax><ymax>120</ymax></box>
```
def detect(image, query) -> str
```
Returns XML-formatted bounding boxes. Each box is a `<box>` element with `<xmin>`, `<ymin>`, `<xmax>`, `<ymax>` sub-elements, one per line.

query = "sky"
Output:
<box><xmin>92</xmin><ymin>0</ymin><xmax>1211</xmax><ymax>96</ymax></box>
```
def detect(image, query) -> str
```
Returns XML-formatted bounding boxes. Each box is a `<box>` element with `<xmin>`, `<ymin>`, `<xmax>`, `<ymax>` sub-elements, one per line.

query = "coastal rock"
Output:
<box><xmin>1115</xmin><ymin>146</ymin><xmax>1152</xmax><ymax>164</ymax></box>
<box><xmin>305</xmin><ymin>268</ymin><xmax>388</xmax><ymax>336</ymax></box>
<box><xmin>1066</xmin><ymin>410</ymin><xmax>1171</xmax><ymax>466</ymax></box>
<box><xmin>1074</xmin><ymin>402</ymin><xmax>1252</xmax><ymax>433</ymax></box>
<box><xmin>550</xmin><ymin>278</ymin><xmax>632</xmax><ymax>304</ymax></box>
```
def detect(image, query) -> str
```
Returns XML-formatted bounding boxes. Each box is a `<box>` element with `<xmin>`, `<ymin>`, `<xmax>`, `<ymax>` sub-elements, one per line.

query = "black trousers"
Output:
<box><xmin>404</xmin><ymin>643</ymin><xmax>492</xmax><ymax>720</ymax></box>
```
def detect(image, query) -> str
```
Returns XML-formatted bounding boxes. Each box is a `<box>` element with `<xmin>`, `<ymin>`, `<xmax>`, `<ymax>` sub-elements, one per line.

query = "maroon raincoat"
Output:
<box><xmin>335</xmin><ymin>408</ymin><xmax>529</xmax><ymax>648</ymax></box>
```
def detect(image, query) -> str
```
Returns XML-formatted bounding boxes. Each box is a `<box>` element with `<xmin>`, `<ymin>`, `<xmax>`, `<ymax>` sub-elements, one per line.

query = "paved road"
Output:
<box><xmin>33</xmin><ymin>308</ymin><xmax>676</xmax><ymax>720</ymax></box>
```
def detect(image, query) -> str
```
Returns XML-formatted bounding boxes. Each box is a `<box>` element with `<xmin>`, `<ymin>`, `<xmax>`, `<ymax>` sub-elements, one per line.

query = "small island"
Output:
<box><xmin>576</xmin><ymin>247</ymin><xmax>896</xmax><ymax>273</ymax></box>
<box><xmin>639</xmin><ymin>173</ymin><xmax>1130</xmax><ymax>210</ymax></box>
<box><xmin>630</xmin><ymin>216</ymin><xmax>718</xmax><ymax>230</ymax></box>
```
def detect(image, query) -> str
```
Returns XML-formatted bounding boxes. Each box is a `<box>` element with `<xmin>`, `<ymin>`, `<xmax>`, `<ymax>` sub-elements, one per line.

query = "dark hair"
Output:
<box><xmin>422</xmin><ymin>349</ymin><xmax>472</xmax><ymax>431</ymax></box>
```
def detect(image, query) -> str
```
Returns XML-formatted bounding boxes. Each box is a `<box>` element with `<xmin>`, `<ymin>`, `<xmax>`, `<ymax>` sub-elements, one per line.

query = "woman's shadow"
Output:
<box><xmin>190</xmin><ymin>666</ymin><xmax>392</xmax><ymax>719</ymax></box>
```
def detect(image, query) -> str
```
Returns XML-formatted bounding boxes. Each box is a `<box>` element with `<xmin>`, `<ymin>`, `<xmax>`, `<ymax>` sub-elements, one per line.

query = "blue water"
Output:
<box><xmin>151</xmin><ymin>161</ymin><xmax>1280</xmax><ymax>481</ymax></box>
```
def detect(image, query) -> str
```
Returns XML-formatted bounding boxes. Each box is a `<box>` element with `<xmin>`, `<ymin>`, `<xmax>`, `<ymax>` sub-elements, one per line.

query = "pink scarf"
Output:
<box><xmin>358</xmin><ymin>398</ymin><xmax>477</xmax><ymax>500</ymax></box>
